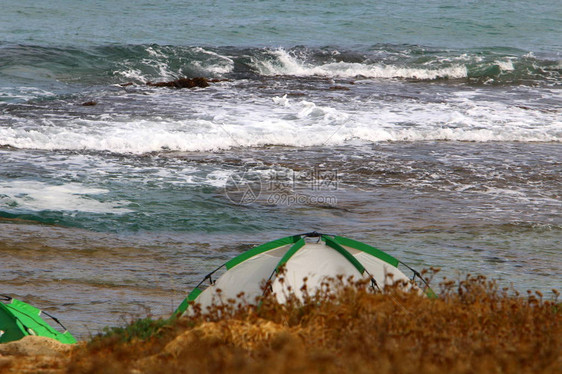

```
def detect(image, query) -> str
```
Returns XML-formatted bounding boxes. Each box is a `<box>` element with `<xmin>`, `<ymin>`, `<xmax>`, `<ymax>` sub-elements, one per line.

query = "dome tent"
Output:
<box><xmin>175</xmin><ymin>232</ymin><xmax>431</xmax><ymax>315</ymax></box>
<box><xmin>0</xmin><ymin>295</ymin><xmax>76</xmax><ymax>344</ymax></box>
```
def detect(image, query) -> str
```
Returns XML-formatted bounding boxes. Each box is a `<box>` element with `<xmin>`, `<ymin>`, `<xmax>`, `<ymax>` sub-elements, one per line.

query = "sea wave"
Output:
<box><xmin>0</xmin><ymin>43</ymin><xmax>559</xmax><ymax>89</ymax></box>
<box><xmin>1</xmin><ymin>95</ymin><xmax>559</xmax><ymax>153</ymax></box>
<box><xmin>251</xmin><ymin>48</ymin><xmax>469</xmax><ymax>80</ymax></box>
<box><xmin>250</xmin><ymin>47</ymin><xmax>561</xmax><ymax>85</ymax></box>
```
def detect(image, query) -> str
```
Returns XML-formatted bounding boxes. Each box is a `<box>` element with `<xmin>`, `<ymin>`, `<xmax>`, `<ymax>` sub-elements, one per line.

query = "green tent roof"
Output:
<box><xmin>0</xmin><ymin>295</ymin><xmax>76</xmax><ymax>344</ymax></box>
<box><xmin>175</xmin><ymin>232</ymin><xmax>434</xmax><ymax>315</ymax></box>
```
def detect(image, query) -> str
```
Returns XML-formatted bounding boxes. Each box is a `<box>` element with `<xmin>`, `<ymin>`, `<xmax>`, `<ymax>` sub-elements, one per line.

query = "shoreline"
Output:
<box><xmin>1</xmin><ymin>219</ymin><xmax>561</xmax><ymax>341</ymax></box>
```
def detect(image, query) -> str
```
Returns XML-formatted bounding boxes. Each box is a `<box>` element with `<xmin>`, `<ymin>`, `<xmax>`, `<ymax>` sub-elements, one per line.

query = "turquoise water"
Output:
<box><xmin>3</xmin><ymin>0</ymin><xmax>561</xmax><ymax>52</ymax></box>
<box><xmin>0</xmin><ymin>0</ymin><xmax>560</xmax><ymax>338</ymax></box>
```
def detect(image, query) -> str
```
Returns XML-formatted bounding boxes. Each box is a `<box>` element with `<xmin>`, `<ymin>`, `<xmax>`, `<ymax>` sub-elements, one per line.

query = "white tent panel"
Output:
<box><xmin>192</xmin><ymin>250</ymin><xmax>287</xmax><ymax>312</ymax></box>
<box><xmin>179</xmin><ymin>235</ymin><xmax>426</xmax><ymax>316</ymax></box>
<box><xmin>272</xmin><ymin>243</ymin><xmax>367</xmax><ymax>303</ymax></box>
<box><xmin>352</xmin><ymin>251</ymin><xmax>411</xmax><ymax>289</ymax></box>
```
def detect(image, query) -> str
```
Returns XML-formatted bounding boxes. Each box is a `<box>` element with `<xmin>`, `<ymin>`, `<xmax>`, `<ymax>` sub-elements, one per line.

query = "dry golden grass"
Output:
<box><xmin>58</xmin><ymin>273</ymin><xmax>561</xmax><ymax>374</ymax></box>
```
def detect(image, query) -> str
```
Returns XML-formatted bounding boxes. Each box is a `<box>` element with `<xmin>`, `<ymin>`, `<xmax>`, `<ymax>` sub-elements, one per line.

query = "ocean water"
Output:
<box><xmin>1</xmin><ymin>0</ymin><xmax>560</xmax><ymax>339</ymax></box>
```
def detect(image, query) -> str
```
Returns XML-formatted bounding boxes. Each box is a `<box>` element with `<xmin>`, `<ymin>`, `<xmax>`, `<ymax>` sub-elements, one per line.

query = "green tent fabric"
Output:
<box><xmin>0</xmin><ymin>295</ymin><xmax>76</xmax><ymax>344</ymax></box>
<box><xmin>176</xmin><ymin>232</ymin><xmax>433</xmax><ymax>315</ymax></box>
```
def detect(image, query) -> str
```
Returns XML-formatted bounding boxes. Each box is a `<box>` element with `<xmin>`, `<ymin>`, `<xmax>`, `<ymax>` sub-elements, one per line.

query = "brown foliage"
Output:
<box><xmin>62</xmin><ymin>274</ymin><xmax>562</xmax><ymax>374</ymax></box>
<box><xmin>6</xmin><ymin>275</ymin><xmax>555</xmax><ymax>374</ymax></box>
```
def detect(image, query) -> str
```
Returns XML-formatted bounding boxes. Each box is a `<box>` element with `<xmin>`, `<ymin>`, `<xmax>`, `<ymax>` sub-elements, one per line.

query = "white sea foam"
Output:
<box><xmin>113</xmin><ymin>46</ymin><xmax>234</xmax><ymax>82</ymax></box>
<box><xmin>0</xmin><ymin>87</ymin><xmax>559</xmax><ymax>153</ymax></box>
<box><xmin>191</xmin><ymin>47</ymin><xmax>234</xmax><ymax>75</ymax></box>
<box><xmin>495</xmin><ymin>58</ymin><xmax>515</xmax><ymax>72</ymax></box>
<box><xmin>0</xmin><ymin>87</ymin><xmax>57</xmax><ymax>103</ymax></box>
<box><xmin>0</xmin><ymin>181</ymin><xmax>133</xmax><ymax>213</ymax></box>
<box><xmin>252</xmin><ymin>49</ymin><xmax>468</xmax><ymax>79</ymax></box>
<box><xmin>114</xmin><ymin>68</ymin><xmax>148</xmax><ymax>83</ymax></box>
<box><xmin>146</xmin><ymin>46</ymin><xmax>168</xmax><ymax>59</ymax></box>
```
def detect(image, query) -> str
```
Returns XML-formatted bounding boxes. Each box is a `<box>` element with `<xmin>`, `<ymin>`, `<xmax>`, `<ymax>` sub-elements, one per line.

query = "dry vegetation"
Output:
<box><xmin>1</xmin><ymin>272</ymin><xmax>560</xmax><ymax>374</ymax></box>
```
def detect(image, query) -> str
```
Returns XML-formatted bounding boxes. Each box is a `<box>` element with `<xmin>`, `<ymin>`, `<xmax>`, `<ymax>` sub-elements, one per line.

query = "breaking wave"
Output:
<box><xmin>0</xmin><ymin>43</ymin><xmax>559</xmax><ymax>89</ymax></box>
<box><xmin>251</xmin><ymin>48</ymin><xmax>468</xmax><ymax>80</ymax></box>
<box><xmin>1</xmin><ymin>94</ymin><xmax>559</xmax><ymax>154</ymax></box>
